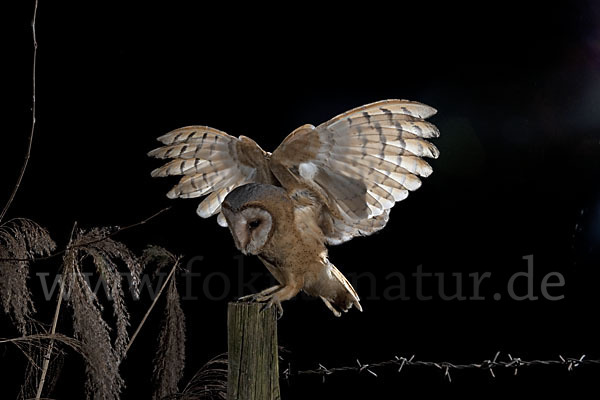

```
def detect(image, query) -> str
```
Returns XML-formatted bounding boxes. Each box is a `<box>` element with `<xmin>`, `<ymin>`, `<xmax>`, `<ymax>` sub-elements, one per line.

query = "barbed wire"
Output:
<box><xmin>282</xmin><ymin>352</ymin><xmax>599</xmax><ymax>383</ymax></box>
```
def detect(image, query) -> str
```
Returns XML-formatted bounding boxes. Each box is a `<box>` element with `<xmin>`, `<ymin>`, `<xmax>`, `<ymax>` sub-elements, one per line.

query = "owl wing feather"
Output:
<box><xmin>270</xmin><ymin>99</ymin><xmax>439</xmax><ymax>245</ymax></box>
<box><xmin>148</xmin><ymin>126</ymin><xmax>274</xmax><ymax>223</ymax></box>
<box><xmin>149</xmin><ymin>100</ymin><xmax>439</xmax><ymax>238</ymax></box>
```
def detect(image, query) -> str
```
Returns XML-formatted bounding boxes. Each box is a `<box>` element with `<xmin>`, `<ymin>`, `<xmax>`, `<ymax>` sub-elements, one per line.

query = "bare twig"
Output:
<box><xmin>0</xmin><ymin>206</ymin><xmax>171</xmax><ymax>262</ymax></box>
<box><xmin>35</xmin><ymin>222</ymin><xmax>77</xmax><ymax>400</ymax></box>
<box><xmin>0</xmin><ymin>0</ymin><xmax>39</xmax><ymax>223</ymax></box>
<box><xmin>123</xmin><ymin>256</ymin><xmax>181</xmax><ymax>358</ymax></box>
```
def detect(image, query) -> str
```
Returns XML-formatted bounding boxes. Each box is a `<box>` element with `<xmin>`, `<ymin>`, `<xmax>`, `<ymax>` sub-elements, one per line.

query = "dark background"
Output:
<box><xmin>2</xmin><ymin>1</ymin><xmax>600</xmax><ymax>399</ymax></box>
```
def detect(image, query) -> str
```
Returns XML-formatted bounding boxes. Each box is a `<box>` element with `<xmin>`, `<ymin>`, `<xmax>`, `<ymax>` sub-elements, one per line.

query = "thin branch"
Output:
<box><xmin>0</xmin><ymin>206</ymin><xmax>171</xmax><ymax>262</ymax></box>
<box><xmin>35</xmin><ymin>222</ymin><xmax>77</xmax><ymax>400</ymax></box>
<box><xmin>122</xmin><ymin>256</ymin><xmax>181</xmax><ymax>359</ymax></box>
<box><xmin>0</xmin><ymin>0</ymin><xmax>39</xmax><ymax>223</ymax></box>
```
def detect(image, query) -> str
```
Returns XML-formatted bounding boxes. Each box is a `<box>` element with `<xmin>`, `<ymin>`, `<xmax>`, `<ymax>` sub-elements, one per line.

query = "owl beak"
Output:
<box><xmin>240</xmin><ymin>236</ymin><xmax>254</xmax><ymax>255</ymax></box>
<box><xmin>222</xmin><ymin>207</ymin><xmax>244</xmax><ymax>252</ymax></box>
<box><xmin>233</xmin><ymin>234</ymin><xmax>249</xmax><ymax>255</ymax></box>
<box><xmin>233</xmin><ymin>224</ymin><xmax>252</xmax><ymax>255</ymax></box>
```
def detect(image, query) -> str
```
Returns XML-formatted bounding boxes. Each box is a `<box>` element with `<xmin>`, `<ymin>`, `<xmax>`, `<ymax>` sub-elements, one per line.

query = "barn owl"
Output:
<box><xmin>149</xmin><ymin>100</ymin><xmax>439</xmax><ymax>317</ymax></box>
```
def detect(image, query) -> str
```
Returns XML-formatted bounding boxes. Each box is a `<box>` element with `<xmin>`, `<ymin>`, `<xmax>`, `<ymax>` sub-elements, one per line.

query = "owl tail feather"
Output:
<box><xmin>320</xmin><ymin>262</ymin><xmax>362</xmax><ymax>317</ymax></box>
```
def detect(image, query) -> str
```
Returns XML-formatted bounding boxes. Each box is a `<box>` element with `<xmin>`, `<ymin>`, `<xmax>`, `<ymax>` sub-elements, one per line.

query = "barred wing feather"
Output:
<box><xmin>148</xmin><ymin>126</ymin><xmax>274</xmax><ymax>222</ymax></box>
<box><xmin>270</xmin><ymin>99</ymin><xmax>439</xmax><ymax>245</ymax></box>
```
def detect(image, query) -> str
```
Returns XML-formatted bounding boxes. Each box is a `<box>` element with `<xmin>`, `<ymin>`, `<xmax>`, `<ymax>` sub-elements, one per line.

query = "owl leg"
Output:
<box><xmin>320</xmin><ymin>296</ymin><xmax>342</xmax><ymax>317</ymax></box>
<box><xmin>237</xmin><ymin>285</ymin><xmax>282</xmax><ymax>302</ymax></box>
<box><xmin>260</xmin><ymin>284</ymin><xmax>301</xmax><ymax>319</ymax></box>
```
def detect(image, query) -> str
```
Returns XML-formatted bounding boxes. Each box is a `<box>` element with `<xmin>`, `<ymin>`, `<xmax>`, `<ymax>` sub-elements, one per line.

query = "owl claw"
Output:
<box><xmin>237</xmin><ymin>285</ymin><xmax>282</xmax><ymax>303</ymax></box>
<box><xmin>237</xmin><ymin>284</ymin><xmax>297</xmax><ymax>320</ymax></box>
<box><xmin>261</xmin><ymin>299</ymin><xmax>284</xmax><ymax>319</ymax></box>
<box><xmin>237</xmin><ymin>286</ymin><xmax>284</xmax><ymax>319</ymax></box>
<box><xmin>237</xmin><ymin>293</ymin><xmax>262</xmax><ymax>302</ymax></box>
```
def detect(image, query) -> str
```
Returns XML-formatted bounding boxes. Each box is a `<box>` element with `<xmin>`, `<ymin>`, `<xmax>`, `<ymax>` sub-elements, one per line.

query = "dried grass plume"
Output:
<box><xmin>0</xmin><ymin>218</ymin><xmax>56</xmax><ymax>334</ymax></box>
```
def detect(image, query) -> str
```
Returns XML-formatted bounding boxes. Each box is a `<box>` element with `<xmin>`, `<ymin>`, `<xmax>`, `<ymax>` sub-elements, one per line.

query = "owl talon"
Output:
<box><xmin>237</xmin><ymin>285</ymin><xmax>282</xmax><ymax>303</ymax></box>
<box><xmin>237</xmin><ymin>293</ymin><xmax>260</xmax><ymax>302</ymax></box>
<box><xmin>260</xmin><ymin>299</ymin><xmax>284</xmax><ymax>319</ymax></box>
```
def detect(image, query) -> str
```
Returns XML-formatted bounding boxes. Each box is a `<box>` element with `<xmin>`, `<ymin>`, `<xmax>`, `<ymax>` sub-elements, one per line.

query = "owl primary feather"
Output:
<box><xmin>149</xmin><ymin>100</ymin><xmax>439</xmax><ymax>317</ymax></box>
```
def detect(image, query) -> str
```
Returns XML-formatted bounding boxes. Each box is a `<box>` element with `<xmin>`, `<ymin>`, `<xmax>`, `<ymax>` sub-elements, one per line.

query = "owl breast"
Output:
<box><xmin>258</xmin><ymin>197</ymin><xmax>328</xmax><ymax>283</ymax></box>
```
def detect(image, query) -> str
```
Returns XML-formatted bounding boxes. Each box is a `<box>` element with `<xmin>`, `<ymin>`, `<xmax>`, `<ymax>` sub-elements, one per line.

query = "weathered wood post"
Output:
<box><xmin>227</xmin><ymin>302</ymin><xmax>281</xmax><ymax>400</ymax></box>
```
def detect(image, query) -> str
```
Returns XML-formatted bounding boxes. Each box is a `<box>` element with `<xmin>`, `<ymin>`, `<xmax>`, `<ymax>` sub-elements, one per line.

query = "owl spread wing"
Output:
<box><xmin>148</xmin><ymin>126</ymin><xmax>274</xmax><ymax>225</ymax></box>
<box><xmin>270</xmin><ymin>99</ymin><xmax>439</xmax><ymax>245</ymax></box>
<box><xmin>149</xmin><ymin>100</ymin><xmax>439</xmax><ymax>239</ymax></box>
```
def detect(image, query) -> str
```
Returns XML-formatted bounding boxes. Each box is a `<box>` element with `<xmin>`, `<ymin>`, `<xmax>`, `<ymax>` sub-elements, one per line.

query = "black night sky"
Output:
<box><xmin>2</xmin><ymin>1</ymin><xmax>600</xmax><ymax>399</ymax></box>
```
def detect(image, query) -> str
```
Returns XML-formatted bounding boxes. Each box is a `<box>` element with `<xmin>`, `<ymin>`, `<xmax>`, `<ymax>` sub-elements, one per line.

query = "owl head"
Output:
<box><xmin>221</xmin><ymin>183</ymin><xmax>292</xmax><ymax>255</ymax></box>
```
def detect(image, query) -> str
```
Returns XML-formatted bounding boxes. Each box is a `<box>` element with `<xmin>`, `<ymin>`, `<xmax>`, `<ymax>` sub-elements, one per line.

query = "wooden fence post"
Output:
<box><xmin>227</xmin><ymin>302</ymin><xmax>281</xmax><ymax>400</ymax></box>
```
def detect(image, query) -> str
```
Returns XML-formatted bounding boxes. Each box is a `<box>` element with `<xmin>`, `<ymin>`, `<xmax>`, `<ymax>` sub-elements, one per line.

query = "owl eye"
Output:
<box><xmin>248</xmin><ymin>220</ymin><xmax>261</xmax><ymax>230</ymax></box>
